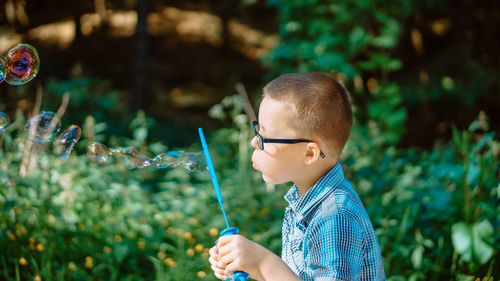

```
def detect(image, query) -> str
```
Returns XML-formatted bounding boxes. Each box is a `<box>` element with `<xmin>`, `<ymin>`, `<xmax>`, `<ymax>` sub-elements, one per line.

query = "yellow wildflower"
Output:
<box><xmin>6</xmin><ymin>230</ymin><xmax>16</xmax><ymax>241</ymax></box>
<box><xmin>157</xmin><ymin>252</ymin><xmax>166</xmax><ymax>259</ymax></box>
<box><xmin>164</xmin><ymin>257</ymin><xmax>177</xmax><ymax>267</ymax></box>
<box><xmin>188</xmin><ymin>217</ymin><xmax>198</xmax><ymax>225</ymax></box>
<box><xmin>47</xmin><ymin>215</ymin><xmax>56</xmax><ymax>224</ymax></box>
<box><xmin>183</xmin><ymin>232</ymin><xmax>193</xmax><ymax>240</ymax></box>
<box><xmin>209</xmin><ymin>228</ymin><xmax>218</xmax><ymax>236</ymax></box>
<box><xmin>19</xmin><ymin>257</ymin><xmax>27</xmax><ymax>266</ymax></box>
<box><xmin>114</xmin><ymin>235</ymin><xmax>122</xmax><ymax>242</ymax></box>
<box><xmin>103</xmin><ymin>246</ymin><xmax>112</xmax><ymax>254</ymax></box>
<box><xmin>85</xmin><ymin>256</ymin><xmax>93</xmax><ymax>269</ymax></box>
<box><xmin>259</xmin><ymin>208</ymin><xmax>270</xmax><ymax>216</ymax></box>
<box><xmin>68</xmin><ymin>262</ymin><xmax>77</xmax><ymax>271</ymax></box>
<box><xmin>34</xmin><ymin>275</ymin><xmax>41</xmax><ymax>281</ymax></box>
<box><xmin>195</xmin><ymin>244</ymin><xmax>204</xmax><ymax>252</ymax></box>
<box><xmin>137</xmin><ymin>240</ymin><xmax>146</xmax><ymax>249</ymax></box>
<box><xmin>36</xmin><ymin>243</ymin><xmax>44</xmax><ymax>252</ymax></box>
<box><xmin>186</xmin><ymin>248</ymin><xmax>195</xmax><ymax>257</ymax></box>
<box><xmin>197</xmin><ymin>271</ymin><xmax>207</xmax><ymax>278</ymax></box>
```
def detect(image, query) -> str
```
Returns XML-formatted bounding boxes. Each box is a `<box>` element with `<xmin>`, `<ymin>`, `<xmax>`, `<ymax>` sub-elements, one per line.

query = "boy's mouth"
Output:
<box><xmin>251</xmin><ymin>161</ymin><xmax>259</xmax><ymax>170</ymax></box>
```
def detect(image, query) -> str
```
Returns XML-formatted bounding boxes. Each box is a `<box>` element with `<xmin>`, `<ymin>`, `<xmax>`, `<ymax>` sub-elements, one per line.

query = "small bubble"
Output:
<box><xmin>24</xmin><ymin>111</ymin><xmax>61</xmax><ymax>143</ymax></box>
<box><xmin>53</xmin><ymin>125</ymin><xmax>81</xmax><ymax>160</ymax></box>
<box><xmin>0</xmin><ymin>112</ymin><xmax>10</xmax><ymax>132</ymax></box>
<box><xmin>0</xmin><ymin>58</ymin><xmax>6</xmax><ymax>83</ymax></box>
<box><xmin>87</xmin><ymin>142</ymin><xmax>110</xmax><ymax>165</ymax></box>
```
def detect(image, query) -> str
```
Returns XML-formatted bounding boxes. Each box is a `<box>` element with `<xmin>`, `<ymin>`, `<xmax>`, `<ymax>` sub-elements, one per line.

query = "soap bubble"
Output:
<box><xmin>3</xmin><ymin>43</ymin><xmax>40</xmax><ymax>85</ymax></box>
<box><xmin>24</xmin><ymin>111</ymin><xmax>61</xmax><ymax>143</ymax></box>
<box><xmin>87</xmin><ymin>142</ymin><xmax>110</xmax><ymax>165</ymax></box>
<box><xmin>111</xmin><ymin>146</ymin><xmax>150</xmax><ymax>169</ymax></box>
<box><xmin>136</xmin><ymin>155</ymin><xmax>151</xmax><ymax>169</ymax></box>
<box><xmin>0</xmin><ymin>112</ymin><xmax>10</xmax><ymax>132</ymax></box>
<box><xmin>53</xmin><ymin>125</ymin><xmax>81</xmax><ymax>160</ymax></box>
<box><xmin>184</xmin><ymin>152</ymin><xmax>207</xmax><ymax>173</ymax></box>
<box><xmin>0</xmin><ymin>58</ymin><xmax>6</xmax><ymax>83</ymax></box>
<box><xmin>151</xmin><ymin>151</ymin><xmax>187</xmax><ymax>169</ymax></box>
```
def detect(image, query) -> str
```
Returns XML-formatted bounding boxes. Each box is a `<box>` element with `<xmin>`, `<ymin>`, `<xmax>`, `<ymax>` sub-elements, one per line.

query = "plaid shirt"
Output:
<box><xmin>282</xmin><ymin>162</ymin><xmax>385</xmax><ymax>281</ymax></box>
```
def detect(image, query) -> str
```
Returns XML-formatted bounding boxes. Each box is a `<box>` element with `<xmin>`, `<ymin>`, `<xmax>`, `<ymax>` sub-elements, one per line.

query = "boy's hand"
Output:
<box><xmin>216</xmin><ymin>235</ymin><xmax>267</xmax><ymax>281</ymax></box>
<box><xmin>208</xmin><ymin>234</ymin><xmax>302</xmax><ymax>281</ymax></box>
<box><xmin>209</xmin><ymin>245</ymin><xmax>229</xmax><ymax>280</ymax></box>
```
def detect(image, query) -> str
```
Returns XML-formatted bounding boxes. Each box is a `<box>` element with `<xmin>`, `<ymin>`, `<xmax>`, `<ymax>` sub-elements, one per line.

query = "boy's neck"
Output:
<box><xmin>294</xmin><ymin>161</ymin><xmax>338</xmax><ymax>197</ymax></box>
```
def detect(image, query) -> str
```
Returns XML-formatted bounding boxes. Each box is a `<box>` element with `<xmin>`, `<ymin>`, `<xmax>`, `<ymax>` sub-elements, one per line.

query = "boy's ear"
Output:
<box><xmin>304</xmin><ymin>142</ymin><xmax>323</xmax><ymax>164</ymax></box>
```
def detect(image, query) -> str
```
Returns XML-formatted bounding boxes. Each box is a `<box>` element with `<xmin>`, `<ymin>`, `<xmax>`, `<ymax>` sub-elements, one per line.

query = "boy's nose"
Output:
<box><xmin>250</xmin><ymin>135</ymin><xmax>258</xmax><ymax>149</ymax></box>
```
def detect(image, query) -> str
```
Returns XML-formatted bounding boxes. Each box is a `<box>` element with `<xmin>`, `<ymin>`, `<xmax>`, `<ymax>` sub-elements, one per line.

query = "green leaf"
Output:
<box><xmin>373</xmin><ymin>36</ymin><xmax>397</xmax><ymax>48</ymax></box>
<box><xmin>452</xmin><ymin>220</ymin><xmax>494</xmax><ymax>265</ymax></box>
<box><xmin>471</xmin><ymin>220</ymin><xmax>494</xmax><ymax>265</ymax></box>
<box><xmin>411</xmin><ymin>245</ymin><xmax>424</xmax><ymax>268</ymax></box>
<box><xmin>456</xmin><ymin>275</ymin><xmax>475</xmax><ymax>281</ymax></box>
<box><xmin>451</xmin><ymin>222</ymin><xmax>472</xmax><ymax>261</ymax></box>
<box><xmin>133</xmin><ymin>127</ymin><xmax>148</xmax><ymax>143</ymax></box>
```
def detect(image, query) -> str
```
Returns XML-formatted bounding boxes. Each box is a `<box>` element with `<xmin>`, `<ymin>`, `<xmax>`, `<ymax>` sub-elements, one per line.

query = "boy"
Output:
<box><xmin>209</xmin><ymin>72</ymin><xmax>385</xmax><ymax>281</ymax></box>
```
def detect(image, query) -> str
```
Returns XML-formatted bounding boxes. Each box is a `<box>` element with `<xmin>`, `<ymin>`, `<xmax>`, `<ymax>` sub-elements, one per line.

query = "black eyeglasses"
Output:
<box><xmin>252</xmin><ymin>121</ymin><xmax>325</xmax><ymax>158</ymax></box>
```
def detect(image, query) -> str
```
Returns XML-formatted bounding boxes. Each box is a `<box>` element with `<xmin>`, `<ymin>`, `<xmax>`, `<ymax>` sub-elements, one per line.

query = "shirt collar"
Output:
<box><xmin>284</xmin><ymin>162</ymin><xmax>344</xmax><ymax>219</ymax></box>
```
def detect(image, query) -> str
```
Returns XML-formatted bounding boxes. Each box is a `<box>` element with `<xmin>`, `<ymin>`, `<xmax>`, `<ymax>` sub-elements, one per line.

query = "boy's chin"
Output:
<box><xmin>261</xmin><ymin>174</ymin><xmax>285</xmax><ymax>185</ymax></box>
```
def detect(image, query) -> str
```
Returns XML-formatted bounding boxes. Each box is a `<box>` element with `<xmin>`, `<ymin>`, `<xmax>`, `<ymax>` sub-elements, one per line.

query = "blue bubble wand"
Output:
<box><xmin>198</xmin><ymin>128</ymin><xmax>249</xmax><ymax>281</ymax></box>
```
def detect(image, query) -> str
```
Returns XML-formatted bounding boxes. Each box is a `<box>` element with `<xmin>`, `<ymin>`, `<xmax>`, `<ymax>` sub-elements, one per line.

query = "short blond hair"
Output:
<box><xmin>263</xmin><ymin>72</ymin><xmax>352</xmax><ymax>157</ymax></box>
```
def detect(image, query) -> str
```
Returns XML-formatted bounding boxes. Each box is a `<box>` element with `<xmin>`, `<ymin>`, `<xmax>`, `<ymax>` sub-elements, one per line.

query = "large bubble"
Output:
<box><xmin>53</xmin><ymin>125</ymin><xmax>81</xmax><ymax>160</ymax></box>
<box><xmin>184</xmin><ymin>152</ymin><xmax>207</xmax><ymax>173</ymax></box>
<box><xmin>151</xmin><ymin>151</ymin><xmax>187</xmax><ymax>169</ymax></box>
<box><xmin>3</xmin><ymin>43</ymin><xmax>40</xmax><ymax>85</ymax></box>
<box><xmin>0</xmin><ymin>112</ymin><xmax>10</xmax><ymax>132</ymax></box>
<box><xmin>87</xmin><ymin>142</ymin><xmax>110</xmax><ymax>165</ymax></box>
<box><xmin>24</xmin><ymin>111</ymin><xmax>61</xmax><ymax>143</ymax></box>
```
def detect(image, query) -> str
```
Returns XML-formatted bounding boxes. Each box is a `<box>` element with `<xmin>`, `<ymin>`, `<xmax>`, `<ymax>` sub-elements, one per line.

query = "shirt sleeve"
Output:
<box><xmin>306</xmin><ymin>212</ymin><xmax>364</xmax><ymax>281</ymax></box>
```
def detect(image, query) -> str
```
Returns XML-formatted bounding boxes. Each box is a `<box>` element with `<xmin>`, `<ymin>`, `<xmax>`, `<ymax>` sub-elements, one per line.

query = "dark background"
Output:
<box><xmin>0</xmin><ymin>0</ymin><xmax>498</xmax><ymax>147</ymax></box>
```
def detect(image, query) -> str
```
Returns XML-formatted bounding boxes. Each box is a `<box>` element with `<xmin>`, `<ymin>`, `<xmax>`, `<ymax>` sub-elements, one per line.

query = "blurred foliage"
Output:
<box><xmin>264</xmin><ymin>0</ymin><xmax>500</xmax><ymax>147</ymax></box>
<box><xmin>1</xmin><ymin>93</ymin><xmax>498</xmax><ymax>280</ymax></box>
<box><xmin>265</xmin><ymin>0</ymin><xmax>412</xmax><ymax>147</ymax></box>
<box><xmin>0</xmin><ymin>98</ymin><xmax>284</xmax><ymax>280</ymax></box>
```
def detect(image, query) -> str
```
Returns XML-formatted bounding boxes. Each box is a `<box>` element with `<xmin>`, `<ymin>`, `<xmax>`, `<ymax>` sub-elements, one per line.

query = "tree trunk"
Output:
<box><xmin>133</xmin><ymin>0</ymin><xmax>148</xmax><ymax>111</ymax></box>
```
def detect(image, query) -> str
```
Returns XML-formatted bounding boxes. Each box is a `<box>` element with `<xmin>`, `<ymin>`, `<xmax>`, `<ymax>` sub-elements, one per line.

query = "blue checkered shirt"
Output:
<box><xmin>281</xmin><ymin>162</ymin><xmax>385</xmax><ymax>281</ymax></box>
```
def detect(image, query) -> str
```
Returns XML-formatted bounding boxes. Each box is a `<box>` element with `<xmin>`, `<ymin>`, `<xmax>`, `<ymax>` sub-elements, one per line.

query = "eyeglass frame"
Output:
<box><xmin>252</xmin><ymin>121</ymin><xmax>325</xmax><ymax>158</ymax></box>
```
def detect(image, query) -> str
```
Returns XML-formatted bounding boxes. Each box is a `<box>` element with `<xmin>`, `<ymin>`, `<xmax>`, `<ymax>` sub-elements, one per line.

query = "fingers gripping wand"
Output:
<box><xmin>198</xmin><ymin>128</ymin><xmax>249</xmax><ymax>281</ymax></box>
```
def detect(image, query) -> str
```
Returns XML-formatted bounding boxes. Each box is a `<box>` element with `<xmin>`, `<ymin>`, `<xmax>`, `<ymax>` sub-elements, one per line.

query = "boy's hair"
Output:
<box><xmin>263</xmin><ymin>72</ymin><xmax>353</xmax><ymax>157</ymax></box>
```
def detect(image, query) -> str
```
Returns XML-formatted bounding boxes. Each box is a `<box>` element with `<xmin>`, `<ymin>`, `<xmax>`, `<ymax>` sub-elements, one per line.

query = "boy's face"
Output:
<box><xmin>251</xmin><ymin>97</ymin><xmax>309</xmax><ymax>185</ymax></box>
